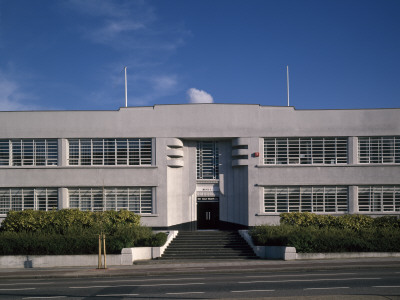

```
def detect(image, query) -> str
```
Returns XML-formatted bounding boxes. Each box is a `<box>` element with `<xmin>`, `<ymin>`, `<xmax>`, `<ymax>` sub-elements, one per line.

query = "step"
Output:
<box><xmin>160</xmin><ymin>230</ymin><xmax>257</xmax><ymax>260</ymax></box>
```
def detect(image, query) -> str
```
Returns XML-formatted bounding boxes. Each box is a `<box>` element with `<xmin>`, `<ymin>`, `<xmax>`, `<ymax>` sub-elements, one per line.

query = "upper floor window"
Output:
<box><xmin>68</xmin><ymin>138</ymin><xmax>152</xmax><ymax>166</ymax></box>
<box><xmin>0</xmin><ymin>139</ymin><xmax>58</xmax><ymax>166</ymax></box>
<box><xmin>0</xmin><ymin>188</ymin><xmax>58</xmax><ymax>215</ymax></box>
<box><xmin>358</xmin><ymin>136</ymin><xmax>400</xmax><ymax>164</ymax></box>
<box><xmin>264</xmin><ymin>137</ymin><xmax>347</xmax><ymax>165</ymax></box>
<box><xmin>197</xmin><ymin>141</ymin><xmax>219</xmax><ymax>180</ymax></box>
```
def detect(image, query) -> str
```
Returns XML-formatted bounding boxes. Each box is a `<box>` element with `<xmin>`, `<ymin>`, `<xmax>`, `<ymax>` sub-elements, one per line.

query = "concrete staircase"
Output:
<box><xmin>160</xmin><ymin>231</ymin><xmax>258</xmax><ymax>260</ymax></box>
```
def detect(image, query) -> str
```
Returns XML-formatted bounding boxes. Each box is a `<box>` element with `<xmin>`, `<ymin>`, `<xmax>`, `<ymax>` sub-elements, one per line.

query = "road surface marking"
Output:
<box><xmin>239</xmin><ymin>277</ymin><xmax>380</xmax><ymax>283</ymax></box>
<box><xmin>373</xmin><ymin>286</ymin><xmax>400</xmax><ymax>288</ymax></box>
<box><xmin>166</xmin><ymin>292</ymin><xmax>205</xmax><ymax>295</ymax></box>
<box><xmin>304</xmin><ymin>287</ymin><xmax>350</xmax><ymax>290</ymax></box>
<box><xmin>0</xmin><ymin>288</ymin><xmax>36</xmax><ymax>291</ymax></box>
<box><xmin>232</xmin><ymin>289</ymin><xmax>275</xmax><ymax>293</ymax></box>
<box><xmin>23</xmin><ymin>297</ymin><xmax>66</xmax><ymax>299</ymax></box>
<box><xmin>96</xmin><ymin>294</ymin><xmax>139</xmax><ymax>297</ymax></box>
<box><xmin>246</xmin><ymin>272</ymin><xmax>356</xmax><ymax>278</ymax></box>
<box><xmin>0</xmin><ymin>282</ymin><xmax>54</xmax><ymax>286</ymax></box>
<box><xmin>70</xmin><ymin>282</ymin><xmax>205</xmax><ymax>289</ymax></box>
<box><xmin>92</xmin><ymin>277</ymin><xmax>204</xmax><ymax>283</ymax></box>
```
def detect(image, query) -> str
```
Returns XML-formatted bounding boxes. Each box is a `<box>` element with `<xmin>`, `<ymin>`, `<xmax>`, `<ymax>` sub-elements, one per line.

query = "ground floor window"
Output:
<box><xmin>68</xmin><ymin>187</ymin><xmax>153</xmax><ymax>214</ymax></box>
<box><xmin>358</xmin><ymin>186</ymin><xmax>400</xmax><ymax>212</ymax></box>
<box><xmin>0</xmin><ymin>188</ymin><xmax>58</xmax><ymax>215</ymax></box>
<box><xmin>264</xmin><ymin>186</ymin><xmax>348</xmax><ymax>213</ymax></box>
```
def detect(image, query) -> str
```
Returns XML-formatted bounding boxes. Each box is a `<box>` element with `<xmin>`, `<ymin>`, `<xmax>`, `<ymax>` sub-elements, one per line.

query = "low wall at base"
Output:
<box><xmin>0</xmin><ymin>231</ymin><xmax>178</xmax><ymax>269</ymax></box>
<box><xmin>238</xmin><ymin>230</ymin><xmax>400</xmax><ymax>261</ymax></box>
<box><xmin>297</xmin><ymin>252</ymin><xmax>400</xmax><ymax>260</ymax></box>
<box><xmin>239</xmin><ymin>230</ymin><xmax>296</xmax><ymax>260</ymax></box>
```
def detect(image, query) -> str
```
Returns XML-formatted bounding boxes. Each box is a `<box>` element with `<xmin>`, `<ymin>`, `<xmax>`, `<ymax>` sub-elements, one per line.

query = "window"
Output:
<box><xmin>0</xmin><ymin>139</ymin><xmax>58</xmax><ymax>166</ymax></box>
<box><xmin>264</xmin><ymin>137</ymin><xmax>347</xmax><ymax>165</ymax></box>
<box><xmin>264</xmin><ymin>186</ymin><xmax>348</xmax><ymax>213</ymax></box>
<box><xmin>197</xmin><ymin>141</ymin><xmax>219</xmax><ymax>180</ymax></box>
<box><xmin>0</xmin><ymin>140</ymin><xmax>9</xmax><ymax>166</ymax></box>
<box><xmin>358</xmin><ymin>137</ymin><xmax>400</xmax><ymax>164</ymax></box>
<box><xmin>358</xmin><ymin>186</ymin><xmax>400</xmax><ymax>212</ymax></box>
<box><xmin>67</xmin><ymin>138</ymin><xmax>152</xmax><ymax>166</ymax></box>
<box><xmin>0</xmin><ymin>188</ymin><xmax>58</xmax><ymax>215</ymax></box>
<box><xmin>68</xmin><ymin>187</ymin><xmax>153</xmax><ymax>214</ymax></box>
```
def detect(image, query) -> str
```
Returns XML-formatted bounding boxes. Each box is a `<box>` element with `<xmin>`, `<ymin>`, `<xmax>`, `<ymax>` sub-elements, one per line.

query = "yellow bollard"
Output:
<box><xmin>103</xmin><ymin>233</ymin><xmax>107</xmax><ymax>269</ymax></box>
<box><xmin>97</xmin><ymin>234</ymin><xmax>102</xmax><ymax>269</ymax></box>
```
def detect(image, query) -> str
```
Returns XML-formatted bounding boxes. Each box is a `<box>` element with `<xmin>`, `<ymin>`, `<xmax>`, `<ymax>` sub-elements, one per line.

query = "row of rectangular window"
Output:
<box><xmin>0</xmin><ymin>188</ymin><xmax>58</xmax><ymax>214</ymax></box>
<box><xmin>264</xmin><ymin>137</ymin><xmax>348</xmax><ymax>165</ymax></box>
<box><xmin>358</xmin><ymin>137</ymin><xmax>400</xmax><ymax>164</ymax></box>
<box><xmin>264</xmin><ymin>186</ymin><xmax>348</xmax><ymax>213</ymax></box>
<box><xmin>1</xmin><ymin>137</ymin><xmax>399</xmax><ymax>167</ymax></box>
<box><xmin>358</xmin><ymin>186</ymin><xmax>400</xmax><ymax>212</ymax></box>
<box><xmin>69</xmin><ymin>187</ymin><xmax>153</xmax><ymax>214</ymax></box>
<box><xmin>264</xmin><ymin>185</ymin><xmax>400</xmax><ymax>213</ymax></box>
<box><xmin>0</xmin><ymin>187</ymin><xmax>153</xmax><ymax>215</ymax></box>
<box><xmin>263</xmin><ymin>136</ymin><xmax>400</xmax><ymax>165</ymax></box>
<box><xmin>68</xmin><ymin>138</ymin><xmax>152</xmax><ymax>166</ymax></box>
<box><xmin>0</xmin><ymin>139</ymin><xmax>58</xmax><ymax>166</ymax></box>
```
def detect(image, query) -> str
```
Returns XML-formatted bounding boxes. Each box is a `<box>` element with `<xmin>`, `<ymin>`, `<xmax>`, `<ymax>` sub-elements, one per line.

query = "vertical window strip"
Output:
<box><xmin>67</xmin><ymin>187</ymin><xmax>153</xmax><ymax>214</ymax></box>
<box><xmin>358</xmin><ymin>136</ymin><xmax>400</xmax><ymax>164</ymax></box>
<box><xmin>0</xmin><ymin>188</ymin><xmax>58</xmax><ymax>214</ymax></box>
<box><xmin>0</xmin><ymin>140</ymin><xmax>10</xmax><ymax>166</ymax></box>
<box><xmin>196</xmin><ymin>141</ymin><xmax>219</xmax><ymax>180</ymax></box>
<box><xmin>264</xmin><ymin>137</ymin><xmax>348</xmax><ymax>165</ymax></box>
<box><xmin>67</xmin><ymin>138</ymin><xmax>152</xmax><ymax>166</ymax></box>
<box><xmin>358</xmin><ymin>186</ymin><xmax>400</xmax><ymax>212</ymax></box>
<box><xmin>264</xmin><ymin>186</ymin><xmax>348</xmax><ymax>213</ymax></box>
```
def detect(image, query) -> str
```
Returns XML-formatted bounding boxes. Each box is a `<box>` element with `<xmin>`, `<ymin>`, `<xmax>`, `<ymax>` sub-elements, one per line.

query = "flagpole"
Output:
<box><xmin>124</xmin><ymin>67</ymin><xmax>128</xmax><ymax>108</ymax></box>
<box><xmin>287</xmin><ymin>65</ymin><xmax>290</xmax><ymax>107</ymax></box>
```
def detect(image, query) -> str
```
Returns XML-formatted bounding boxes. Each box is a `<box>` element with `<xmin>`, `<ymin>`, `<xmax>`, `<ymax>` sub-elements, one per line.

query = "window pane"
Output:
<box><xmin>116</xmin><ymin>139</ymin><xmax>128</xmax><ymax>165</ymax></box>
<box><xmin>80</xmin><ymin>140</ymin><xmax>92</xmax><ymax>165</ymax></box>
<box><xmin>0</xmin><ymin>140</ymin><xmax>9</xmax><ymax>166</ymax></box>
<box><xmin>0</xmin><ymin>189</ymin><xmax>10</xmax><ymax>214</ymax></box>
<box><xmin>12</xmin><ymin>140</ymin><xmax>22</xmax><ymax>166</ymax></box>
<box><xmin>23</xmin><ymin>189</ymin><xmax>34</xmax><ymax>210</ymax></box>
<box><xmin>69</xmin><ymin>140</ymin><xmax>80</xmax><ymax>165</ymax></box>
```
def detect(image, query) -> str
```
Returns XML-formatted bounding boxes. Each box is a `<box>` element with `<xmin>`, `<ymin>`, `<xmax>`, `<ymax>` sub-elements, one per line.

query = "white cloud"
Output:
<box><xmin>0</xmin><ymin>75</ymin><xmax>39</xmax><ymax>111</ymax></box>
<box><xmin>187</xmin><ymin>88</ymin><xmax>214</xmax><ymax>104</ymax></box>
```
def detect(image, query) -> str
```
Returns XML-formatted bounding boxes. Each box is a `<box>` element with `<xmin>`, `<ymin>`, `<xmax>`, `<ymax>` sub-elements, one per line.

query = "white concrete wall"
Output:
<box><xmin>1</xmin><ymin>104</ymin><xmax>399</xmax><ymax>228</ymax></box>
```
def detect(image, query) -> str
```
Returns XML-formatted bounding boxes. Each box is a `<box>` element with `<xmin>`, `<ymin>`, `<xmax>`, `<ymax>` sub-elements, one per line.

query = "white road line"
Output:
<box><xmin>0</xmin><ymin>282</ymin><xmax>54</xmax><ymax>286</ymax></box>
<box><xmin>92</xmin><ymin>277</ymin><xmax>204</xmax><ymax>283</ymax></box>
<box><xmin>174</xmin><ymin>268</ymin><xmax>205</xmax><ymax>271</ymax></box>
<box><xmin>166</xmin><ymin>292</ymin><xmax>205</xmax><ymax>295</ymax></box>
<box><xmin>304</xmin><ymin>287</ymin><xmax>350</xmax><ymax>290</ymax></box>
<box><xmin>70</xmin><ymin>285</ymin><xmax>112</xmax><ymax>289</ymax></box>
<box><xmin>96</xmin><ymin>294</ymin><xmax>139</xmax><ymax>297</ymax></box>
<box><xmin>70</xmin><ymin>282</ymin><xmax>205</xmax><ymax>289</ymax></box>
<box><xmin>232</xmin><ymin>289</ymin><xmax>275</xmax><ymax>293</ymax></box>
<box><xmin>246</xmin><ymin>273</ymin><xmax>356</xmax><ymax>278</ymax></box>
<box><xmin>239</xmin><ymin>277</ymin><xmax>381</xmax><ymax>284</ymax></box>
<box><xmin>0</xmin><ymin>288</ymin><xmax>36</xmax><ymax>291</ymax></box>
<box><xmin>23</xmin><ymin>297</ymin><xmax>67</xmax><ymax>299</ymax></box>
<box><xmin>373</xmin><ymin>286</ymin><xmax>400</xmax><ymax>288</ymax></box>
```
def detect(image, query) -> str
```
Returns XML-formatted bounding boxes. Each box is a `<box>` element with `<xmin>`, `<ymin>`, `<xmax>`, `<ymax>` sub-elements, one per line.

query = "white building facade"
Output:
<box><xmin>0</xmin><ymin>104</ymin><xmax>399</xmax><ymax>229</ymax></box>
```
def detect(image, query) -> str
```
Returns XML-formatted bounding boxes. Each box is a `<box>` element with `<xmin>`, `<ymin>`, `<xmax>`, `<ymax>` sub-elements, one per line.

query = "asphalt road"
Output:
<box><xmin>0</xmin><ymin>267</ymin><xmax>399</xmax><ymax>299</ymax></box>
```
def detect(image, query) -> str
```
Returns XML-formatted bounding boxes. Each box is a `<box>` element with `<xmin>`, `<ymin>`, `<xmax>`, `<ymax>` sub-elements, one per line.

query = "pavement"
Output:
<box><xmin>1</xmin><ymin>257</ymin><xmax>400</xmax><ymax>279</ymax></box>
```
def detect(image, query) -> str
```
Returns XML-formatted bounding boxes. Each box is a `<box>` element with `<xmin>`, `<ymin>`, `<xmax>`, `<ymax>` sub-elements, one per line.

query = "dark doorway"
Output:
<box><xmin>197</xmin><ymin>201</ymin><xmax>219</xmax><ymax>229</ymax></box>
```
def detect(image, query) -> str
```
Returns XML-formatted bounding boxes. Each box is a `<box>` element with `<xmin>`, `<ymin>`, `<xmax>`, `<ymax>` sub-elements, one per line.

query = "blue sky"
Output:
<box><xmin>0</xmin><ymin>0</ymin><xmax>399</xmax><ymax>111</ymax></box>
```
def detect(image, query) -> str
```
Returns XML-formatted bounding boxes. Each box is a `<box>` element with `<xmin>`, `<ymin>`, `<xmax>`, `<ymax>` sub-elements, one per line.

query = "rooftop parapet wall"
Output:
<box><xmin>0</xmin><ymin>104</ymin><xmax>399</xmax><ymax>139</ymax></box>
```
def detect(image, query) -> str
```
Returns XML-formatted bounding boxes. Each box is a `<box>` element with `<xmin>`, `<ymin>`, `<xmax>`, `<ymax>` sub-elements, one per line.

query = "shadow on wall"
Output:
<box><xmin>24</xmin><ymin>256</ymin><xmax>33</xmax><ymax>268</ymax></box>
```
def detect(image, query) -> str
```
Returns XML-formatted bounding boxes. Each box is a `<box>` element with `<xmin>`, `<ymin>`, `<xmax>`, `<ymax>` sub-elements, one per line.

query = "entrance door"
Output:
<box><xmin>197</xmin><ymin>201</ymin><xmax>219</xmax><ymax>229</ymax></box>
